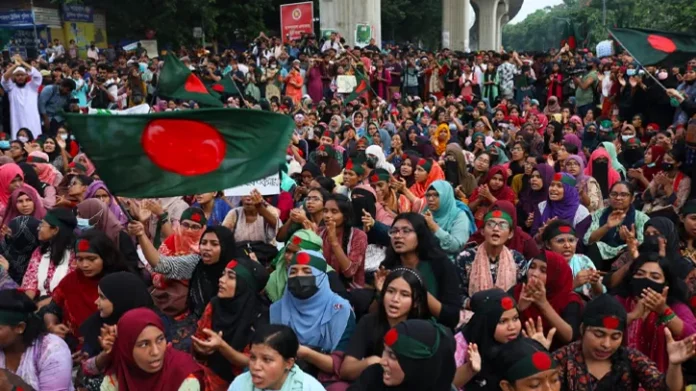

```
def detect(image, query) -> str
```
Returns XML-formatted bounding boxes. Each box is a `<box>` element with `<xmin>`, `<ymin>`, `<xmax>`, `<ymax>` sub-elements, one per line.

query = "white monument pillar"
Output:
<box><xmin>319</xmin><ymin>0</ymin><xmax>381</xmax><ymax>48</ymax></box>
<box><xmin>472</xmin><ymin>0</ymin><xmax>497</xmax><ymax>50</ymax></box>
<box><xmin>442</xmin><ymin>0</ymin><xmax>471</xmax><ymax>51</ymax></box>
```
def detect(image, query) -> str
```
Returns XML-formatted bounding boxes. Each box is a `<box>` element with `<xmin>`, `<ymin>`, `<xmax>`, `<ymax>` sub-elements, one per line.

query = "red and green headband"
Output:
<box><xmin>226</xmin><ymin>260</ymin><xmax>259</xmax><ymax>292</ymax></box>
<box><xmin>583</xmin><ymin>314</ymin><xmax>625</xmax><ymax>332</ymax></box>
<box><xmin>369</xmin><ymin>169</ymin><xmax>391</xmax><ymax>183</ymax></box>
<box><xmin>68</xmin><ymin>162</ymin><xmax>87</xmax><ymax>172</ymax></box>
<box><xmin>317</xmin><ymin>144</ymin><xmax>335</xmax><ymax>156</ymax></box>
<box><xmin>548</xmin><ymin>223</ymin><xmax>575</xmax><ymax>238</ymax></box>
<box><xmin>503</xmin><ymin>350</ymin><xmax>557</xmax><ymax>382</ymax></box>
<box><xmin>383</xmin><ymin>320</ymin><xmax>445</xmax><ymax>360</ymax></box>
<box><xmin>322</xmin><ymin>130</ymin><xmax>336</xmax><ymax>141</ymax></box>
<box><xmin>552</xmin><ymin>172</ymin><xmax>577</xmax><ymax>187</ymax></box>
<box><xmin>289</xmin><ymin>234</ymin><xmax>323</xmax><ymax>252</ymax></box>
<box><xmin>27</xmin><ymin>155</ymin><xmax>48</xmax><ymax>164</ymax></box>
<box><xmin>75</xmin><ymin>238</ymin><xmax>96</xmax><ymax>254</ymax></box>
<box><xmin>289</xmin><ymin>251</ymin><xmax>328</xmax><ymax>273</ymax></box>
<box><xmin>181</xmin><ymin>208</ymin><xmax>207</xmax><ymax>226</ymax></box>
<box><xmin>484</xmin><ymin>209</ymin><xmax>513</xmax><ymax>226</ymax></box>
<box><xmin>417</xmin><ymin>158</ymin><xmax>433</xmax><ymax>173</ymax></box>
<box><xmin>345</xmin><ymin>159</ymin><xmax>365</xmax><ymax>176</ymax></box>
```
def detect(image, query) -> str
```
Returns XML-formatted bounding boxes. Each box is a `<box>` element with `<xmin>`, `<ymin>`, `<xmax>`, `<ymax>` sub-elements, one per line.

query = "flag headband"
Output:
<box><xmin>289</xmin><ymin>250</ymin><xmax>327</xmax><ymax>273</ymax></box>
<box><xmin>504</xmin><ymin>350</ymin><xmax>557</xmax><ymax>382</ymax></box>
<box><xmin>484</xmin><ymin>210</ymin><xmax>513</xmax><ymax>226</ymax></box>
<box><xmin>384</xmin><ymin>320</ymin><xmax>446</xmax><ymax>360</ymax></box>
<box><xmin>225</xmin><ymin>260</ymin><xmax>258</xmax><ymax>293</ymax></box>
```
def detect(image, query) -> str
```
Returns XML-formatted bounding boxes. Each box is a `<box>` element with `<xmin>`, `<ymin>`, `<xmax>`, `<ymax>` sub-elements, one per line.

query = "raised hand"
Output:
<box><xmin>666</xmin><ymin>328</ymin><xmax>696</xmax><ymax>365</ymax></box>
<box><xmin>191</xmin><ymin>328</ymin><xmax>224</xmax><ymax>355</ymax></box>
<box><xmin>521</xmin><ymin>317</ymin><xmax>557</xmax><ymax>350</ymax></box>
<box><xmin>641</xmin><ymin>286</ymin><xmax>668</xmax><ymax>313</ymax></box>
<box><xmin>606</xmin><ymin>210</ymin><xmax>626</xmax><ymax>228</ymax></box>
<box><xmin>467</xmin><ymin>343</ymin><xmax>482</xmax><ymax>373</ymax></box>
<box><xmin>374</xmin><ymin>266</ymin><xmax>389</xmax><ymax>293</ymax></box>
<box><xmin>361</xmin><ymin>209</ymin><xmax>374</xmax><ymax>232</ymax></box>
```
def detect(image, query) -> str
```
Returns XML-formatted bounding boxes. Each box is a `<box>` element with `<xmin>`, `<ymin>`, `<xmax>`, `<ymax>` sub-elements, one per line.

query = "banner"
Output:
<box><xmin>280</xmin><ymin>2</ymin><xmax>313</xmax><ymax>43</ymax></box>
<box><xmin>0</xmin><ymin>10</ymin><xmax>34</xmax><ymax>27</ymax></box>
<box><xmin>87</xmin><ymin>104</ymin><xmax>151</xmax><ymax>115</ymax></box>
<box><xmin>224</xmin><ymin>173</ymin><xmax>280</xmax><ymax>196</ymax></box>
<box><xmin>61</xmin><ymin>5</ymin><xmax>93</xmax><ymax>23</ymax></box>
<box><xmin>355</xmin><ymin>24</ymin><xmax>372</xmax><ymax>48</ymax></box>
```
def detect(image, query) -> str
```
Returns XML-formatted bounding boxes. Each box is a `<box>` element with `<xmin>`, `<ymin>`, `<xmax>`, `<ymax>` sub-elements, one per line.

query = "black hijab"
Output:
<box><xmin>189</xmin><ymin>226</ymin><xmax>237</xmax><ymax>318</ymax></box>
<box><xmin>18</xmin><ymin>162</ymin><xmax>46</xmax><ymax>197</ymax></box>
<box><xmin>209</xmin><ymin>256</ymin><xmax>269</xmax><ymax>382</ymax></box>
<box><xmin>0</xmin><ymin>216</ymin><xmax>40</xmax><ymax>283</ymax></box>
<box><xmin>80</xmin><ymin>271</ymin><xmax>153</xmax><ymax>356</ymax></box>
<box><xmin>645</xmin><ymin>217</ymin><xmax>681</xmax><ymax>261</ymax></box>
<box><xmin>351</xmin><ymin>187</ymin><xmax>377</xmax><ymax>228</ymax></box>
<box><xmin>43</xmin><ymin>136</ymin><xmax>62</xmax><ymax>163</ymax></box>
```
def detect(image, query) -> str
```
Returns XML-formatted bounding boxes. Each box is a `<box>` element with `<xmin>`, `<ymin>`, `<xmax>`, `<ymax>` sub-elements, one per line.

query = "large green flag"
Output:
<box><xmin>560</xmin><ymin>21</ymin><xmax>577</xmax><ymax>50</ymax></box>
<box><xmin>343</xmin><ymin>69</ymin><xmax>369</xmax><ymax>103</ymax></box>
<box><xmin>64</xmin><ymin>109</ymin><xmax>294</xmax><ymax>197</ymax></box>
<box><xmin>609</xmin><ymin>28</ymin><xmax>696</xmax><ymax>67</ymax></box>
<box><xmin>211</xmin><ymin>74</ymin><xmax>241</xmax><ymax>96</ymax></box>
<box><xmin>158</xmin><ymin>53</ymin><xmax>223</xmax><ymax>107</ymax></box>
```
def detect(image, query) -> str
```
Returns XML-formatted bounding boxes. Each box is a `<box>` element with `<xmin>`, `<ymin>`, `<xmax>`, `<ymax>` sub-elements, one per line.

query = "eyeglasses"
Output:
<box><xmin>609</xmin><ymin>192</ymin><xmax>631</xmax><ymax>199</ymax></box>
<box><xmin>485</xmin><ymin>220</ymin><xmax>510</xmax><ymax>231</ymax></box>
<box><xmin>306</xmin><ymin>196</ymin><xmax>322</xmax><ymax>202</ymax></box>
<box><xmin>181</xmin><ymin>222</ymin><xmax>203</xmax><ymax>230</ymax></box>
<box><xmin>552</xmin><ymin>237</ymin><xmax>578</xmax><ymax>245</ymax></box>
<box><xmin>425</xmin><ymin>193</ymin><xmax>440</xmax><ymax>199</ymax></box>
<box><xmin>389</xmin><ymin>227</ymin><xmax>415</xmax><ymax>237</ymax></box>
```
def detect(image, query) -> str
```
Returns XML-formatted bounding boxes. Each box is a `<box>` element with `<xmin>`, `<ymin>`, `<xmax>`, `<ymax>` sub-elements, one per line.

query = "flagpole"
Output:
<box><xmin>607</xmin><ymin>29</ymin><xmax>669</xmax><ymax>93</ymax></box>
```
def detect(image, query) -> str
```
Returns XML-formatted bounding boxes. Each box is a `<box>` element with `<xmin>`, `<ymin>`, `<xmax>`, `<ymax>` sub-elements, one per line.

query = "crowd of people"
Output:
<box><xmin>1</xmin><ymin>29</ymin><xmax>696</xmax><ymax>391</ymax></box>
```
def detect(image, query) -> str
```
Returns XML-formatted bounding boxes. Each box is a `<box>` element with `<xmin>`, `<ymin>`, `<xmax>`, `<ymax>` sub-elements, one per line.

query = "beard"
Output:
<box><xmin>14</xmin><ymin>80</ymin><xmax>27</xmax><ymax>87</ymax></box>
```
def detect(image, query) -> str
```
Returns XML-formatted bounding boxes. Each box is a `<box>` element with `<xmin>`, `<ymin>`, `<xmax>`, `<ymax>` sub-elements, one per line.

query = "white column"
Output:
<box><xmin>442</xmin><ymin>0</ymin><xmax>470</xmax><ymax>51</ymax></box>
<box><xmin>319</xmin><ymin>0</ymin><xmax>381</xmax><ymax>48</ymax></box>
<box><xmin>472</xmin><ymin>0</ymin><xmax>497</xmax><ymax>50</ymax></box>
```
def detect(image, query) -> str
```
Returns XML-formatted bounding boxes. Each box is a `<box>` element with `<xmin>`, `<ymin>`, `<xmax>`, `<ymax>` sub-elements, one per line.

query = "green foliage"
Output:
<box><xmin>503</xmin><ymin>0</ymin><xmax>696</xmax><ymax>52</ymax></box>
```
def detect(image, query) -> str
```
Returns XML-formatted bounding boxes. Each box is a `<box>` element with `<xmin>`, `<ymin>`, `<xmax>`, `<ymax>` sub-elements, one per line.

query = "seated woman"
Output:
<box><xmin>369</xmin><ymin>169</ymin><xmax>411</xmax><ymax>225</ymax></box>
<box><xmin>319</xmin><ymin>194</ymin><xmax>367</xmax><ymax>290</ymax></box>
<box><xmin>456</xmin><ymin>209</ymin><xmax>527</xmax><ymax>311</ymax></box>
<box><xmin>564</xmin><ymin>154</ymin><xmax>603</xmax><ymax>213</ymax></box>
<box><xmin>382</xmin><ymin>213</ymin><xmax>462</xmax><ymax>329</ymax></box>
<box><xmin>468</xmin><ymin>166</ymin><xmax>516</xmax><ymax>229</ymax></box>
<box><xmin>84</xmin><ymin>180</ymin><xmax>129</xmax><ymax>226</ymax></box>
<box><xmin>584</xmin><ymin>181</ymin><xmax>649</xmax><ymax>271</ymax></box>
<box><xmin>18</xmin><ymin>162</ymin><xmax>56</xmax><ymax>210</ymax></box>
<box><xmin>612</xmin><ymin>252</ymin><xmax>696</xmax><ymax>371</ymax></box>
<box><xmin>101</xmin><ymin>308</ymin><xmax>206</xmax><ymax>391</ymax></box>
<box><xmin>0</xmin><ymin>289</ymin><xmax>73</xmax><ymax>390</ymax></box>
<box><xmin>337</xmin><ymin>159</ymin><xmax>367</xmax><ymax>197</ymax></box>
<box><xmin>512</xmin><ymin>250</ymin><xmax>584</xmax><ymax>349</ymax></box>
<box><xmin>681</xmin><ymin>200</ymin><xmax>696</xmax><ymax>264</ymax></box>
<box><xmin>444</xmin><ymin>143</ymin><xmax>478</xmax><ymax>197</ymax></box>
<box><xmin>554</xmin><ymin>294</ymin><xmax>695</xmax><ymax>391</ymax></box>
<box><xmin>77</xmin><ymin>272</ymin><xmax>157</xmax><ymax>391</ymax></box>
<box><xmin>531</xmin><ymin>173</ymin><xmax>591</xmax><ymax>242</ymax></box>
<box><xmin>45</xmin><ymin>230</ymin><xmax>133</xmax><ymax>348</ymax></box>
<box><xmin>340</xmin><ymin>268</ymin><xmax>430</xmax><ymax>381</ymax></box>
<box><xmin>228</xmin><ymin>324</ymin><xmax>325</xmax><ymax>391</ymax></box>
<box><xmin>516</xmin><ymin>163</ymin><xmax>554</xmax><ymax>233</ymax></box>
<box><xmin>454</xmin><ymin>288</ymin><xmax>553</xmax><ymax>390</ymax></box>
<box><xmin>130</xmin><ymin>221</ymin><xmax>237</xmax><ymax>322</ymax></box>
<box><xmin>20</xmin><ymin>208</ymin><xmax>76</xmax><ymax>301</ymax></box>
<box><xmin>277</xmin><ymin>187</ymin><xmax>327</xmax><ymax>242</ymax></box>
<box><xmin>394</xmin><ymin>158</ymin><xmax>445</xmax><ymax>209</ymax></box>
<box><xmin>0</xmin><ymin>163</ymin><xmax>24</xmax><ymax>220</ymax></box>
<box><xmin>348</xmin><ymin>319</ymin><xmax>456</xmax><ymax>391</ymax></box>
<box><xmin>0</xmin><ymin>216</ymin><xmax>40</xmax><ymax>284</ymax></box>
<box><xmin>56</xmin><ymin>174</ymin><xmax>93</xmax><ymax>208</ymax></box>
<box><xmin>2</xmin><ymin>183</ymin><xmax>46</xmax><ymax>225</ymax></box>
<box><xmin>541</xmin><ymin>220</ymin><xmax>604</xmax><ymax>300</ymax></box>
<box><xmin>266</xmin><ymin>229</ymin><xmax>349</xmax><ymax>303</ymax></box>
<box><xmin>490</xmin><ymin>338</ymin><xmax>560</xmax><ymax>391</ymax></box>
<box><xmin>631</xmin><ymin>144</ymin><xmax>666</xmax><ymax>191</ymax></box>
<box><xmin>469</xmin><ymin>200</ymin><xmax>540</xmax><ymax>260</ymax></box>
<box><xmin>585</xmin><ymin>148</ymin><xmax>621</xmax><ymax>202</ymax></box>
<box><xmin>193</xmin><ymin>192</ymin><xmax>232</xmax><ymax>227</ymax></box>
<box><xmin>222</xmin><ymin>189</ymin><xmax>281</xmax><ymax>247</ymax></box>
<box><xmin>423</xmin><ymin>180</ymin><xmax>472</xmax><ymax>258</ymax></box>
<box><xmin>41</xmin><ymin>135</ymin><xmax>69</xmax><ymax>173</ymax></box>
<box><xmin>642</xmin><ymin>149</ymin><xmax>691</xmax><ymax>220</ymax></box>
<box><xmin>191</xmin><ymin>257</ymin><xmax>269</xmax><ymax>384</ymax></box>
<box><xmin>469</xmin><ymin>152</ymin><xmax>491</xmax><ymax>186</ymax></box>
<box><xmin>270</xmin><ymin>250</ymin><xmax>354</xmax><ymax>385</ymax></box>
<box><xmin>27</xmin><ymin>151</ymin><xmax>63</xmax><ymax>187</ymax></box>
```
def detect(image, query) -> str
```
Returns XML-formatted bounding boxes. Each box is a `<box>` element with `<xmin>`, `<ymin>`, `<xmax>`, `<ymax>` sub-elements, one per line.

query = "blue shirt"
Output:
<box><xmin>39</xmin><ymin>84</ymin><xmax>70</xmax><ymax>122</ymax></box>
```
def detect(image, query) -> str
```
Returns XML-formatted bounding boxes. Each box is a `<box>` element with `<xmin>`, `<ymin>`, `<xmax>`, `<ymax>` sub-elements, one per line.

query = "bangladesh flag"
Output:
<box><xmin>211</xmin><ymin>74</ymin><xmax>241</xmax><ymax>96</ymax></box>
<box><xmin>343</xmin><ymin>68</ymin><xmax>369</xmax><ymax>103</ymax></box>
<box><xmin>609</xmin><ymin>28</ymin><xmax>696</xmax><ymax>67</ymax></box>
<box><xmin>158</xmin><ymin>53</ymin><xmax>223</xmax><ymax>107</ymax></box>
<box><xmin>560</xmin><ymin>21</ymin><xmax>577</xmax><ymax>50</ymax></box>
<box><xmin>64</xmin><ymin>109</ymin><xmax>294</xmax><ymax>198</ymax></box>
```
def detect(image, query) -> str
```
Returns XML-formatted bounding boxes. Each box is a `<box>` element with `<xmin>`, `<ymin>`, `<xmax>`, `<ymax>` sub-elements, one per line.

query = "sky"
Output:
<box><xmin>509</xmin><ymin>0</ymin><xmax>564</xmax><ymax>24</ymax></box>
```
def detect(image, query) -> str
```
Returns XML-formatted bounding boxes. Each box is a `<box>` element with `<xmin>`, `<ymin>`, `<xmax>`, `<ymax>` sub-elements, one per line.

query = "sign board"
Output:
<box><xmin>321</xmin><ymin>29</ymin><xmax>338</xmax><ymax>41</ymax></box>
<box><xmin>61</xmin><ymin>5</ymin><xmax>93</xmax><ymax>22</ymax></box>
<box><xmin>354</xmin><ymin>23</ymin><xmax>372</xmax><ymax>48</ymax></box>
<box><xmin>336</xmin><ymin>75</ymin><xmax>357</xmax><ymax>94</ymax></box>
<box><xmin>193</xmin><ymin>27</ymin><xmax>203</xmax><ymax>38</ymax></box>
<box><xmin>139</xmin><ymin>40</ymin><xmax>159</xmax><ymax>58</ymax></box>
<box><xmin>280</xmin><ymin>2</ymin><xmax>313</xmax><ymax>43</ymax></box>
<box><xmin>224</xmin><ymin>173</ymin><xmax>280</xmax><ymax>197</ymax></box>
<box><xmin>0</xmin><ymin>10</ymin><xmax>34</xmax><ymax>27</ymax></box>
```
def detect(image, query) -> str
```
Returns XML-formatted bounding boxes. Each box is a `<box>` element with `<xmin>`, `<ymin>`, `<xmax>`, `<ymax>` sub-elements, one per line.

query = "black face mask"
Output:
<box><xmin>366</xmin><ymin>156</ymin><xmax>377</xmax><ymax>169</ymax></box>
<box><xmin>445</xmin><ymin>160</ymin><xmax>459</xmax><ymax>186</ymax></box>
<box><xmin>640</xmin><ymin>234</ymin><xmax>663</xmax><ymax>253</ymax></box>
<box><xmin>599</xmin><ymin>134</ymin><xmax>613</xmax><ymax>142</ymax></box>
<box><xmin>662</xmin><ymin>162</ymin><xmax>675</xmax><ymax>171</ymax></box>
<box><xmin>287</xmin><ymin>276</ymin><xmax>319</xmax><ymax>300</ymax></box>
<box><xmin>630</xmin><ymin>277</ymin><xmax>666</xmax><ymax>297</ymax></box>
<box><xmin>592</xmin><ymin>161</ymin><xmax>609</xmax><ymax>174</ymax></box>
<box><xmin>623</xmin><ymin>148</ymin><xmax>643</xmax><ymax>168</ymax></box>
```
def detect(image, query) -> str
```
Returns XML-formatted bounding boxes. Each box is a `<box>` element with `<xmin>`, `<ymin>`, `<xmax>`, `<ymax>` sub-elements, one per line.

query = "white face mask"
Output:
<box><xmin>658</xmin><ymin>71</ymin><xmax>668</xmax><ymax>80</ymax></box>
<box><xmin>621</xmin><ymin>135</ymin><xmax>633</xmax><ymax>142</ymax></box>
<box><xmin>17</xmin><ymin>136</ymin><xmax>28</xmax><ymax>143</ymax></box>
<box><xmin>60</xmin><ymin>134</ymin><xmax>68</xmax><ymax>140</ymax></box>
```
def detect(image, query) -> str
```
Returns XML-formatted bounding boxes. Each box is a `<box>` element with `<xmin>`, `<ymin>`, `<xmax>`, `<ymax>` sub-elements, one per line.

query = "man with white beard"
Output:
<box><xmin>1</xmin><ymin>55</ymin><xmax>42</xmax><ymax>139</ymax></box>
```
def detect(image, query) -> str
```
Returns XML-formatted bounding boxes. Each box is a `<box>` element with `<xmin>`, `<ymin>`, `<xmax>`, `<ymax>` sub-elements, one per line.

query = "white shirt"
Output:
<box><xmin>87</xmin><ymin>47</ymin><xmax>99</xmax><ymax>61</ymax></box>
<box><xmin>322</xmin><ymin>40</ymin><xmax>343</xmax><ymax>53</ymax></box>
<box><xmin>1</xmin><ymin>67</ymin><xmax>43</xmax><ymax>138</ymax></box>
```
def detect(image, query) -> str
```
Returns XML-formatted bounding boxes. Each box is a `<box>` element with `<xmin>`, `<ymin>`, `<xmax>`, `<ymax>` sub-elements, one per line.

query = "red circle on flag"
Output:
<box><xmin>384</xmin><ymin>328</ymin><xmax>398</xmax><ymax>346</ymax></box>
<box><xmin>190</xmin><ymin>213</ymin><xmax>201</xmax><ymax>222</ymax></box>
<box><xmin>418</xmin><ymin>159</ymin><xmax>426</xmax><ymax>166</ymax></box>
<box><xmin>558</xmin><ymin>226</ymin><xmax>571</xmax><ymax>234</ymax></box>
<box><xmin>292</xmin><ymin>236</ymin><xmax>303</xmax><ymax>245</ymax></box>
<box><xmin>602</xmin><ymin>316</ymin><xmax>620</xmax><ymax>330</ymax></box>
<box><xmin>142</xmin><ymin>119</ymin><xmax>226</xmax><ymax>176</ymax></box>
<box><xmin>77</xmin><ymin>239</ymin><xmax>90</xmax><ymax>252</ymax></box>
<box><xmin>296</xmin><ymin>252</ymin><xmax>311</xmax><ymax>264</ymax></box>
<box><xmin>648</xmin><ymin>35</ymin><xmax>676</xmax><ymax>53</ymax></box>
<box><xmin>492</xmin><ymin>210</ymin><xmax>503</xmax><ymax>218</ymax></box>
<box><xmin>212</xmin><ymin>84</ymin><xmax>224</xmax><ymax>93</ymax></box>
<box><xmin>371</xmin><ymin>175</ymin><xmax>379</xmax><ymax>183</ymax></box>
<box><xmin>501</xmin><ymin>297</ymin><xmax>514</xmax><ymax>310</ymax></box>
<box><xmin>531</xmin><ymin>352</ymin><xmax>552</xmax><ymax>371</ymax></box>
<box><xmin>226</xmin><ymin>260</ymin><xmax>238</xmax><ymax>269</ymax></box>
<box><xmin>553</xmin><ymin>173</ymin><xmax>563</xmax><ymax>182</ymax></box>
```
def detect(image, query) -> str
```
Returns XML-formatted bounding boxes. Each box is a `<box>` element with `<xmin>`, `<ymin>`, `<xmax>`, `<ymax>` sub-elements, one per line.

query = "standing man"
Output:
<box><xmin>39</xmin><ymin>78</ymin><xmax>76</xmax><ymax>137</ymax></box>
<box><xmin>1</xmin><ymin>55</ymin><xmax>43</xmax><ymax>139</ymax></box>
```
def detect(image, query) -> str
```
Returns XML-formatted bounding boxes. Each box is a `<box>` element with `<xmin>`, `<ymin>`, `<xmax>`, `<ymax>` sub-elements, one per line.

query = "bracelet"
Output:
<box><xmin>660</xmin><ymin>313</ymin><xmax>676</xmax><ymax>325</ymax></box>
<box><xmin>158</xmin><ymin>212</ymin><xmax>169</xmax><ymax>223</ymax></box>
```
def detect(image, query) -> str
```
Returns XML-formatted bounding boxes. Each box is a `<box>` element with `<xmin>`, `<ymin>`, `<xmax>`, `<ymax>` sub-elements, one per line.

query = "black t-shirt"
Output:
<box><xmin>345</xmin><ymin>313</ymin><xmax>383</xmax><ymax>360</ymax></box>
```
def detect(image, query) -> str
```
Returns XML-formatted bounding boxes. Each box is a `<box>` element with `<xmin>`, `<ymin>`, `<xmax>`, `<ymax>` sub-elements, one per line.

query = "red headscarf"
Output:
<box><xmin>408</xmin><ymin>158</ymin><xmax>445</xmax><ymax>199</ymax></box>
<box><xmin>513</xmin><ymin>251</ymin><xmax>583</xmax><ymax>334</ymax></box>
<box><xmin>52</xmin><ymin>270</ymin><xmax>100</xmax><ymax>341</ymax></box>
<box><xmin>108</xmin><ymin>308</ymin><xmax>204</xmax><ymax>391</ymax></box>
<box><xmin>470</xmin><ymin>166</ymin><xmax>515</xmax><ymax>203</ymax></box>
<box><xmin>641</xmin><ymin>145</ymin><xmax>666</xmax><ymax>183</ymax></box>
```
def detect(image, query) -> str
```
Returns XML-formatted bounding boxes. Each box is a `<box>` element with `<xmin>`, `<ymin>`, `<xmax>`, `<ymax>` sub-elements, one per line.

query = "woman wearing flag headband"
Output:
<box><xmin>491</xmin><ymin>338</ymin><xmax>559</xmax><ymax>391</ymax></box>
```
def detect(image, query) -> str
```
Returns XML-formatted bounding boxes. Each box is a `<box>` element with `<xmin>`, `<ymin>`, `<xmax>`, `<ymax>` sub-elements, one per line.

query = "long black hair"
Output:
<box><xmin>374</xmin><ymin>268</ymin><xmax>430</xmax><ymax>355</ymax></box>
<box><xmin>0</xmin><ymin>289</ymin><xmax>46</xmax><ymax>346</ymax></box>
<box><xmin>41</xmin><ymin>209</ymin><xmax>76</xmax><ymax>266</ymax></box>
<box><xmin>383</xmin><ymin>212</ymin><xmax>450</xmax><ymax>269</ymax></box>
<box><xmin>325</xmin><ymin>194</ymin><xmax>355</xmax><ymax>256</ymax></box>
<box><xmin>614</xmin><ymin>252</ymin><xmax>690</xmax><ymax>305</ymax></box>
<box><xmin>251</xmin><ymin>324</ymin><xmax>299</xmax><ymax>360</ymax></box>
<box><xmin>76</xmin><ymin>229</ymin><xmax>133</xmax><ymax>275</ymax></box>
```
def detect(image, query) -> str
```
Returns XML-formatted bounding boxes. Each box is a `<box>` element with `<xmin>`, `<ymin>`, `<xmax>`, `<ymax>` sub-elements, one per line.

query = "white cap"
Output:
<box><xmin>13</xmin><ymin>67</ymin><xmax>27</xmax><ymax>74</ymax></box>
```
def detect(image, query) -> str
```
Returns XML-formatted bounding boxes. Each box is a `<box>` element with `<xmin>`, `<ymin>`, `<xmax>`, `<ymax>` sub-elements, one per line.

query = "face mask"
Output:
<box><xmin>287</xmin><ymin>275</ymin><xmax>319</xmax><ymax>299</ymax></box>
<box><xmin>0</xmin><ymin>141</ymin><xmax>10</xmax><ymax>149</ymax></box>
<box><xmin>621</xmin><ymin>135</ymin><xmax>633</xmax><ymax>142</ymax></box>
<box><xmin>76</xmin><ymin>217</ymin><xmax>93</xmax><ymax>230</ymax></box>
<box><xmin>662</xmin><ymin>162</ymin><xmax>675</xmax><ymax>171</ymax></box>
<box><xmin>599</xmin><ymin>134</ymin><xmax>613</xmax><ymax>142</ymax></box>
<box><xmin>366</xmin><ymin>156</ymin><xmax>377</xmax><ymax>169</ymax></box>
<box><xmin>647</xmin><ymin>162</ymin><xmax>656</xmax><ymax>168</ymax></box>
<box><xmin>658</xmin><ymin>71</ymin><xmax>668</xmax><ymax>80</ymax></box>
<box><xmin>626</xmin><ymin>69</ymin><xmax>636</xmax><ymax>76</ymax></box>
<box><xmin>630</xmin><ymin>276</ymin><xmax>665</xmax><ymax>298</ymax></box>
<box><xmin>270</xmin><ymin>64</ymin><xmax>277</xmax><ymax>69</ymax></box>
<box><xmin>60</xmin><ymin>134</ymin><xmax>69</xmax><ymax>140</ymax></box>
<box><xmin>17</xmin><ymin>136</ymin><xmax>28</xmax><ymax>143</ymax></box>
<box><xmin>604</xmin><ymin>71</ymin><xmax>611</xmax><ymax>76</ymax></box>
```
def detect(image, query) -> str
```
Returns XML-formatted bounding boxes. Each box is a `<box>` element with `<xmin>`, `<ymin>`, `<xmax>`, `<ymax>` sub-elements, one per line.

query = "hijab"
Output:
<box><xmin>432</xmin><ymin>124</ymin><xmax>450</xmax><ymax>156</ymax></box>
<box><xmin>269</xmin><ymin>250</ymin><xmax>351</xmax><ymax>352</ymax></box>
<box><xmin>585</xmin><ymin>148</ymin><xmax>620</xmax><ymax>198</ymax></box>
<box><xmin>80</xmin><ymin>272</ymin><xmax>154</xmax><ymax>356</ymax></box>
<box><xmin>0</xmin><ymin>216</ymin><xmax>40</xmax><ymax>283</ymax></box>
<box><xmin>0</xmin><ymin>164</ymin><xmax>23</xmax><ymax>206</ymax></box>
<box><xmin>1</xmin><ymin>184</ymin><xmax>46</xmax><ymax>227</ymax></box>
<box><xmin>519</xmin><ymin>163</ymin><xmax>554</xmax><ymax>216</ymax></box>
<box><xmin>29</xmin><ymin>151</ymin><xmax>60</xmax><ymax>186</ymax></box>
<box><xmin>425</xmin><ymin>180</ymin><xmax>466</xmax><ymax>233</ymax></box>
<box><xmin>536</xmin><ymin>173</ymin><xmax>581</xmax><ymax>233</ymax></box>
<box><xmin>445</xmin><ymin>143</ymin><xmax>477</xmax><ymax>196</ymax></box>
<box><xmin>565</xmin><ymin>154</ymin><xmax>588</xmax><ymax>192</ymax></box>
<box><xmin>470</xmin><ymin>166</ymin><xmax>515</xmax><ymax>204</ymax></box>
<box><xmin>266</xmin><ymin>230</ymin><xmax>324</xmax><ymax>302</ymax></box>
<box><xmin>209</xmin><ymin>257</ymin><xmax>269</xmax><ymax>382</ymax></box>
<box><xmin>399</xmin><ymin>153</ymin><xmax>420</xmax><ymax>188</ymax></box>
<box><xmin>73</xmin><ymin>152</ymin><xmax>96</xmax><ymax>176</ymax></box>
<box><xmin>351</xmin><ymin>185</ymin><xmax>378</xmax><ymax>228</ymax></box>
<box><xmin>645</xmin><ymin>217</ymin><xmax>680</xmax><ymax>261</ymax></box>
<box><xmin>600</xmin><ymin>142</ymin><xmax>626</xmax><ymax>177</ymax></box>
<box><xmin>84</xmin><ymin>181</ymin><xmax>129</xmax><ymax>226</ymax></box>
<box><xmin>544</xmin><ymin>97</ymin><xmax>561</xmax><ymax>115</ymax></box>
<box><xmin>77</xmin><ymin>199</ymin><xmax>124</xmax><ymax>246</ymax></box>
<box><xmin>409</xmin><ymin>159</ymin><xmax>445</xmax><ymax>199</ymax></box>
<box><xmin>18</xmin><ymin>162</ymin><xmax>44</xmax><ymax>198</ymax></box>
<box><xmin>366</xmin><ymin>145</ymin><xmax>396</xmax><ymax>174</ymax></box>
<box><xmin>642</xmin><ymin>145</ymin><xmax>666</xmax><ymax>182</ymax></box>
<box><xmin>107</xmin><ymin>308</ymin><xmax>204</xmax><ymax>391</ymax></box>
<box><xmin>189</xmin><ymin>226</ymin><xmax>237</xmax><ymax>318</ymax></box>
<box><xmin>582</xmin><ymin>122</ymin><xmax>599</xmax><ymax>151</ymax></box>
